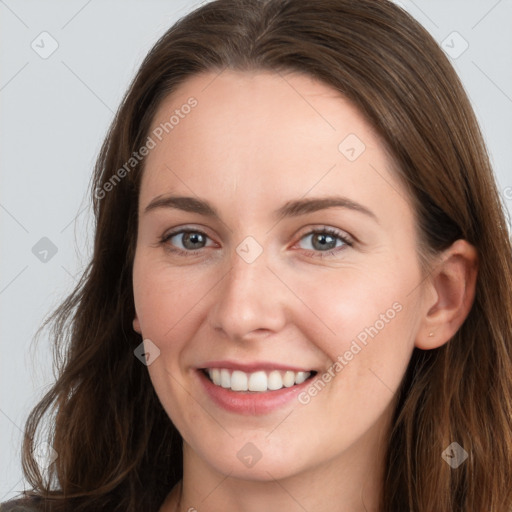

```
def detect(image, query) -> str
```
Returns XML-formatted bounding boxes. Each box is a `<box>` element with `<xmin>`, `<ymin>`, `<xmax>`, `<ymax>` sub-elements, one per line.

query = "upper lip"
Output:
<box><xmin>198</xmin><ymin>360</ymin><xmax>315</xmax><ymax>373</ymax></box>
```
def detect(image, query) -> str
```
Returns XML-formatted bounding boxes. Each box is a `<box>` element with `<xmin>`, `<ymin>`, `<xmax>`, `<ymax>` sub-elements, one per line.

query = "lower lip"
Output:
<box><xmin>197</xmin><ymin>370</ymin><xmax>314</xmax><ymax>415</ymax></box>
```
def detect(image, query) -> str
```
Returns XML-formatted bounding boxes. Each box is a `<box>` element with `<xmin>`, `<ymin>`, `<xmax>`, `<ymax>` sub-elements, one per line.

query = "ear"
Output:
<box><xmin>416</xmin><ymin>239</ymin><xmax>478</xmax><ymax>350</ymax></box>
<box><xmin>133</xmin><ymin>315</ymin><xmax>142</xmax><ymax>334</ymax></box>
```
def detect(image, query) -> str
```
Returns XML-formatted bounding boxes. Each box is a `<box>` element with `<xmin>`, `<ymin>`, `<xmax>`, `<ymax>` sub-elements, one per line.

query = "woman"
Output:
<box><xmin>2</xmin><ymin>0</ymin><xmax>512</xmax><ymax>510</ymax></box>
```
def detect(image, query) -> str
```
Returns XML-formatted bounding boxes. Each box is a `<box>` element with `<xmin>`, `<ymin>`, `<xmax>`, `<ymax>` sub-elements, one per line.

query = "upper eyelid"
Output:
<box><xmin>296</xmin><ymin>225</ymin><xmax>352</xmax><ymax>239</ymax></box>
<box><xmin>163</xmin><ymin>226</ymin><xmax>214</xmax><ymax>239</ymax></box>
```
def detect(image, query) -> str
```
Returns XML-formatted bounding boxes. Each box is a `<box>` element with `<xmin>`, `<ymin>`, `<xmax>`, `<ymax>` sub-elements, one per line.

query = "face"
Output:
<box><xmin>132</xmin><ymin>70</ymin><xmax>428</xmax><ymax>482</ymax></box>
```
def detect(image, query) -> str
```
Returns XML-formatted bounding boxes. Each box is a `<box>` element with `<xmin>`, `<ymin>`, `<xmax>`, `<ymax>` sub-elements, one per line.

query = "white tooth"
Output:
<box><xmin>211</xmin><ymin>368</ymin><xmax>221</xmax><ymax>386</ymax></box>
<box><xmin>231</xmin><ymin>370</ymin><xmax>248</xmax><ymax>391</ymax></box>
<box><xmin>248</xmin><ymin>371</ymin><xmax>268</xmax><ymax>391</ymax></box>
<box><xmin>211</xmin><ymin>368</ymin><xmax>310</xmax><ymax>391</ymax></box>
<box><xmin>267</xmin><ymin>370</ymin><xmax>284</xmax><ymax>390</ymax></box>
<box><xmin>295</xmin><ymin>371</ymin><xmax>310</xmax><ymax>385</ymax></box>
<box><xmin>220</xmin><ymin>369</ymin><xmax>231</xmax><ymax>388</ymax></box>
<box><xmin>283</xmin><ymin>371</ymin><xmax>295</xmax><ymax>387</ymax></box>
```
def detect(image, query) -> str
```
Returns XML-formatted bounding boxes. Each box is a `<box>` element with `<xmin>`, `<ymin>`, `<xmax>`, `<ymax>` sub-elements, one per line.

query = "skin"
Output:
<box><xmin>132</xmin><ymin>70</ymin><xmax>478</xmax><ymax>512</ymax></box>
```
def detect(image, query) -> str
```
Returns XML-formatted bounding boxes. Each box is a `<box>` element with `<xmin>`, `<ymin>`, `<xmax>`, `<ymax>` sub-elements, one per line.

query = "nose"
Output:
<box><xmin>207</xmin><ymin>245</ymin><xmax>288</xmax><ymax>342</ymax></box>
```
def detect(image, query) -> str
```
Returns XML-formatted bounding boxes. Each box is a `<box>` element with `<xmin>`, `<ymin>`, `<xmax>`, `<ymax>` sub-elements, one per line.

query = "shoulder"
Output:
<box><xmin>0</xmin><ymin>497</ymin><xmax>43</xmax><ymax>512</ymax></box>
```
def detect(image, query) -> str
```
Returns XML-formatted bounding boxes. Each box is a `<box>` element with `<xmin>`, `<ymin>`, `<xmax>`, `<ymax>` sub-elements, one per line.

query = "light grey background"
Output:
<box><xmin>1</xmin><ymin>0</ymin><xmax>511</xmax><ymax>501</ymax></box>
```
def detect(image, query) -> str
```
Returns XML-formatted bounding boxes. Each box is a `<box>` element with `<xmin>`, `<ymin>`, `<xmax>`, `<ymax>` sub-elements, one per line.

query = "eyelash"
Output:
<box><xmin>159</xmin><ymin>227</ymin><xmax>354</xmax><ymax>259</ymax></box>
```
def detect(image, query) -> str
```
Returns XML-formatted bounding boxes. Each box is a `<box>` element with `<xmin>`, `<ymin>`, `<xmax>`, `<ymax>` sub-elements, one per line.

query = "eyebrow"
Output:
<box><xmin>143</xmin><ymin>194</ymin><xmax>377</xmax><ymax>222</ymax></box>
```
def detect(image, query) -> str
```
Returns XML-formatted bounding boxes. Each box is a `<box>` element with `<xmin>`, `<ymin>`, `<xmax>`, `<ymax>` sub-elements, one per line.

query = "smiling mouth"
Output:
<box><xmin>201</xmin><ymin>368</ymin><xmax>317</xmax><ymax>393</ymax></box>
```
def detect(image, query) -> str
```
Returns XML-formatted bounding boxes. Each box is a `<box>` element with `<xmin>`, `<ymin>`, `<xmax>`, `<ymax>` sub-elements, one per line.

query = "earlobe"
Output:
<box><xmin>133</xmin><ymin>316</ymin><xmax>142</xmax><ymax>334</ymax></box>
<box><xmin>416</xmin><ymin>239</ymin><xmax>478</xmax><ymax>350</ymax></box>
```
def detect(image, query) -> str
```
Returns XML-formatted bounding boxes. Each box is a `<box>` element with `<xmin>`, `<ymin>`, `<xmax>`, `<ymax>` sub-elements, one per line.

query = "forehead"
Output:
<box><xmin>146</xmin><ymin>69</ymin><xmax>377</xmax><ymax>160</ymax></box>
<box><xmin>139</xmin><ymin>70</ymin><xmax>407</xmax><ymax>222</ymax></box>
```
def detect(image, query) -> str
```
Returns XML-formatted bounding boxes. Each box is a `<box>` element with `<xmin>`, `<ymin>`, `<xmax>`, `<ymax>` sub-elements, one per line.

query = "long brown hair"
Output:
<box><xmin>16</xmin><ymin>0</ymin><xmax>512</xmax><ymax>510</ymax></box>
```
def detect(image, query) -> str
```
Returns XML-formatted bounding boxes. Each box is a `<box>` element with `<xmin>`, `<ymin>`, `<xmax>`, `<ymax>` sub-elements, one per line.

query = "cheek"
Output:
<box><xmin>290</xmin><ymin>264</ymin><xmax>420</xmax><ymax>403</ymax></box>
<box><xmin>132</xmin><ymin>254</ymin><xmax>209</xmax><ymax>340</ymax></box>
<box><xmin>132</xmin><ymin>255</ymin><xmax>210</xmax><ymax>426</ymax></box>
<box><xmin>292</xmin><ymin>267</ymin><xmax>414</xmax><ymax>350</ymax></box>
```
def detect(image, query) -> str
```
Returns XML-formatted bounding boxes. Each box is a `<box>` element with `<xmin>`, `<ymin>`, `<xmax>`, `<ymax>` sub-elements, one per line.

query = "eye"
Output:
<box><xmin>160</xmin><ymin>229</ymin><xmax>216</xmax><ymax>255</ymax></box>
<box><xmin>296</xmin><ymin>227</ymin><xmax>353</xmax><ymax>257</ymax></box>
<box><xmin>159</xmin><ymin>226</ymin><xmax>353</xmax><ymax>258</ymax></box>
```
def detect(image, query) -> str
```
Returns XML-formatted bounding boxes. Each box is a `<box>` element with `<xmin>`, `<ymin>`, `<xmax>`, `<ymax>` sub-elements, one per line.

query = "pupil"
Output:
<box><xmin>313</xmin><ymin>233</ymin><xmax>336</xmax><ymax>251</ymax></box>
<box><xmin>184</xmin><ymin>232</ymin><xmax>205</xmax><ymax>249</ymax></box>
